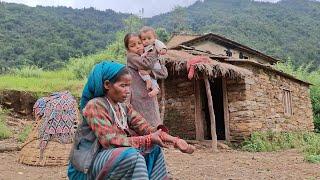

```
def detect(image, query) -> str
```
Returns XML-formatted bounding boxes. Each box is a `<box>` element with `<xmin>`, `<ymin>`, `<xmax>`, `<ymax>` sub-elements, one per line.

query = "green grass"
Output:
<box><xmin>0</xmin><ymin>71</ymin><xmax>84</xmax><ymax>98</ymax></box>
<box><xmin>0</xmin><ymin>107</ymin><xmax>12</xmax><ymax>140</ymax></box>
<box><xmin>67</xmin><ymin>49</ymin><xmax>125</xmax><ymax>79</ymax></box>
<box><xmin>241</xmin><ymin>131</ymin><xmax>320</xmax><ymax>163</ymax></box>
<box><xmin>18</xmin><ymin>124</ymin><xmax>32</xmax><ymax>142</ymax></box>
<box><xmin>0</xmin><ymin>49</ymin><xmax>125</xmax><ymax>97</ymax></box>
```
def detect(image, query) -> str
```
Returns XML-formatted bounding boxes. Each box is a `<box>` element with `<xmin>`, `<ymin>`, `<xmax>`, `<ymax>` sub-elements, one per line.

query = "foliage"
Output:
<box><xmin>0</xmin><ymin>3</ymin><xmax>128</xmax><ymax>70</ymax></box>
<box><xmin>156</xmin><ymin>28</ymin><xmax>170</xmax><ymax>43</ymax></box>
<box><xmin>0</xmin><ymin>29</ymin><xmax>127</xmax><ymax>96</ymax></box>
<box><xmin>149</xmin><ymin>0</ymin><xmax>320</xmax><ymax>68</ymax></box>
<box><xmin>18</xmin><ymin>124</ymin><xmax>32</xmax><ymax>142</ymax></box>
<box><xmin>1</xmin><ymin>0</ymin><xmax>320</xmax><ymax>70</ymax></box>
<box><xmin>169</xmin><ymin>6</ymin><xmax>191</xmax><ymax>33</ymax></box>
<box><xmin>275</xmin><ymin>60</ymin><xmax>320</xmax><ymax>132</ymax></box>
<box><xmin>67</xmin><ymin>32</ymin><xmax>126</xmax><ymax>80</ymax></box>
<box><xmin>242</xmin><ymin>131</ymin><xmax>320</xmax><ymax>163</ymax></box>
<box><xmin>0</xmin><ymin>107</ymin><xmax>12</xmax><ymax>140</ymax></box>
<box><xmin>10</xmin><ymin>65</ymin><xmax>44</xmax><ymax>78</ymax></box>
<box><xmin>123</xmin><ymin>15</ymin><xmax>143</xmax><ymax>33</ymax></box>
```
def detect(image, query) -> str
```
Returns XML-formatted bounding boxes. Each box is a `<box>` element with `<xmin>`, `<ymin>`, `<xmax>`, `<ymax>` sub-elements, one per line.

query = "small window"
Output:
<box><xmin>225</xmin><ymin>48</ymin><xmax>232</xmax><ymax>57</ymax></box>
<box><xmin>239</xmin><ymin>52</ymin><xmax>244</xmax><ymax>59</ymax></box>
<box><xmin>239</xmin><ymin>52</ymin><xmax>249</xmax><ymax>59</ymax></box>
<box><xmin>282</xmin><ymin>89</ymin><xmax>293</xmax><ymax>115</ymax></box>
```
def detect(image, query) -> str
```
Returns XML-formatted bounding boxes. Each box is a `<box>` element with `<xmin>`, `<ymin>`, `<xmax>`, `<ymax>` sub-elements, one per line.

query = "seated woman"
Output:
<box><xmin>68</xmin><ymin>61</ymin><xmax>194</xmax><ymax>180</ymax></box>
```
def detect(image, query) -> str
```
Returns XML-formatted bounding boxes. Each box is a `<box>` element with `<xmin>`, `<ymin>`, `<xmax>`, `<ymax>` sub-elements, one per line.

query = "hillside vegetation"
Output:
<box><xmin>0</xmin><ymin>0</ymin><xmax>319</xmax><ymax>71</ymax></box>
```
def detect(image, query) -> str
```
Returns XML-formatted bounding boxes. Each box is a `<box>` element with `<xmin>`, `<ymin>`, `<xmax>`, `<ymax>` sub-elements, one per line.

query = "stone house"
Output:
<box><xmin>160</xmin><ymin>33</ymin><xmax>314</xmax><ymax>143</ymax></box>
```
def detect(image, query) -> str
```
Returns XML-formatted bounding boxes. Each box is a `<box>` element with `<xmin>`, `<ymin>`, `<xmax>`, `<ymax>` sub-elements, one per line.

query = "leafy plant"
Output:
<box><xmin>18</xmin><ymin>124</ymin><xmax>32</xmax><ymax>142</ymax></box>
<box><xmin>0</xmin><ymin>107</ymin><xmax>12</xmax><ymax>140</ymax></box>
<box><xmin>242</xmin><ymin>131</ymin><xmax>320</xmax><ymax>163</ymax></box>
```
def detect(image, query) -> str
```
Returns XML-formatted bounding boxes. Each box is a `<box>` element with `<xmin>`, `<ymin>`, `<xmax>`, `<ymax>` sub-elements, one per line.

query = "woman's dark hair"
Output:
<box><xmin>124</xmin><ymin>33</ymin><xmax>139</xmax><ymax>50</ymax></box>
<box><xmin>109</xmin><ymin>67</ymin><xmax>130</xmax><ymax>83</ymax></box>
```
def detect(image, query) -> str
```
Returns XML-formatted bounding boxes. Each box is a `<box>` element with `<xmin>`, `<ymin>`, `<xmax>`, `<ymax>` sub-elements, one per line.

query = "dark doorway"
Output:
<box><xmin>200</xmin><ymin>78</ymin><xmax>226</xmax><ymax>140</ymax></box>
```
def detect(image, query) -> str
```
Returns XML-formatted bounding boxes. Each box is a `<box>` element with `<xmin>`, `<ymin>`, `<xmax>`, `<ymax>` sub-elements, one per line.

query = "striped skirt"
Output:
<box><xmin>68</xmin><ymin>145</ymin><xmax>168</xmax><ymax>180</ymax></box>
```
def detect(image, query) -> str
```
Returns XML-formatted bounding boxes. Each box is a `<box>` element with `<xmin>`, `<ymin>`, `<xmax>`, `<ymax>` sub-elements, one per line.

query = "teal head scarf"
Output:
<box><xmin>80</xmin><ymin>61</ymin><xmax>125</xmax><ymax>110</ymax></box>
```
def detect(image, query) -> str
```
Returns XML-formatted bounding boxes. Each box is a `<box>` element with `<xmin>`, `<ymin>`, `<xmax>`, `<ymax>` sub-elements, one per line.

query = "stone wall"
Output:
<box><xmin>227</xmin><ymin>65</ymin><xmax>314</xmax><ymax>141</ymax></box>
<box><xmin>163</xmin><ymin>77</ymin><xmax>196</xmax><ymax>140</ymax></box>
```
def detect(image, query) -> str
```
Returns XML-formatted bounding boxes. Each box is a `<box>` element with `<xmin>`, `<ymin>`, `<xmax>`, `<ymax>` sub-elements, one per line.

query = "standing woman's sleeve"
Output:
<box><xmin>127</xmin><ymin>52</ymin><xmax>157</xmax><ymax>70</ymax></box>
<box><xmin>151</xmin><ymin>64</ymin><xmax>168</xmax><ymax>79</ymax></box>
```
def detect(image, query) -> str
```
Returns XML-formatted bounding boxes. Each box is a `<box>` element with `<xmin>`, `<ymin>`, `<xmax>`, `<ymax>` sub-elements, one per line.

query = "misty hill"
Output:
<box><xmin>0</xmin><ymin>0</ymin><xmax>319</xmax><ymax>70</ymax></box>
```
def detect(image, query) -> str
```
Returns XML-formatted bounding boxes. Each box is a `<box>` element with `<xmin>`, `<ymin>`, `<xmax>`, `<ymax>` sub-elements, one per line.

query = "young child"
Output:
<box><xmin>138</xmin><ymin>26</ymin><xmax>167</xmax><ymax>97</ymax></box>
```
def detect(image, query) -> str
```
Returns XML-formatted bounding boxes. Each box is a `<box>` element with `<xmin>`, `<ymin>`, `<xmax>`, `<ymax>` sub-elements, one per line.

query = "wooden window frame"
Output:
<box><xmin>282</xmin><ymin>88</ymin><xmax>293</xmax><ymax>116</ymax></box>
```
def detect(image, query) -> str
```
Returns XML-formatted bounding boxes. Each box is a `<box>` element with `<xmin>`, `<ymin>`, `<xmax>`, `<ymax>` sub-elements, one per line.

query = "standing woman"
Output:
<box><xmin>68</xmin><ymin>61</ymin><xmax>169</xmax><ymax>179</ymax></box>
<box><xmin>125</xmin><ymin>33</ymin><xmax>168</xmax><ymax>127</ymax></box>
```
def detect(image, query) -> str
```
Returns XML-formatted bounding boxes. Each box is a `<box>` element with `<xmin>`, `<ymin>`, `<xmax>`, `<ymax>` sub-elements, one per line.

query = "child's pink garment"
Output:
<box><xmin>187</xmin><ymin>56</ymin><xmax>211</xmax><ymax>79</ymax></box>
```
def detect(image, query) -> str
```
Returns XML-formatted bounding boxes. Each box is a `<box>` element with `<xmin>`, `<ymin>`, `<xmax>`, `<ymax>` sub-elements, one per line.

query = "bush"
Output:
<box><xmin>242</xmin><ymin>131</ymin><xmax>320</xmax><ymax>163</ymax></box>
<box><xmin>10</xmin><ymin>65</ymin><xmax>44</xmax><ymax>78</ymax></box>
<box><xmin>0</xmin><ymin>107</ymin><xmax>12</xmax><ymax>140</ymax></box>
<box><xmin>67</xmin><ymin>51</ymin><xmax>117</xmax><ymax>79</ymax></box>
<box><xmin>67</xmin><ymin>31</ymin><xmax>126</xmax><ymax>80</ymax></box>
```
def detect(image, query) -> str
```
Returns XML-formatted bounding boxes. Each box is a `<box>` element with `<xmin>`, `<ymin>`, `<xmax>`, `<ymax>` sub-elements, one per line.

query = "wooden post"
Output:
<box><xmin>204</xmin><ymin>76</ymin><xmax>218</xmax><ymax>151</ymax></box>
<box><xmin>160</xmin><ymin>79</ymin><xmax>165</xmax><ymax>122</ymax></box>
<box><xmin>194</xmin><ymin>79</ymin><xmax>205</xmax><ymax>140</ymax></box>
<box><xmin>222</xmin><ymin>78</ymin><xmax>230</xmax><ymax>142</ymax></box>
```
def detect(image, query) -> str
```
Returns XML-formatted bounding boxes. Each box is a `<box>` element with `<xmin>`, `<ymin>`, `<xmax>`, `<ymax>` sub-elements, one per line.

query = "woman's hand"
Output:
<box><xmin>150</xmin><ymin>129</ymin><xmax>169</xmax><ymax>148</ymax></box>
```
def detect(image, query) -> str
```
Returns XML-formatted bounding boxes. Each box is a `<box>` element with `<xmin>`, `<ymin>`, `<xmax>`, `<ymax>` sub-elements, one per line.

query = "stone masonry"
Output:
<box><xmin>162</xmin><ymin>77</ymin><xmax>196</xmax><ymax>140</ymax></box>
<box><xmin>227</xmin><ymin>64</ymin><xmax>314</xmax><ymax>141</ymax></box>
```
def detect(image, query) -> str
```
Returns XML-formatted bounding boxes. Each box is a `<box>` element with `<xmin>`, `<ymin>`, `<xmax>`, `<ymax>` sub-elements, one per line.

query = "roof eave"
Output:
<box><xmin>176</xmin><ymin>33</ymin><xmax>280</xmax><ymax>64</ymax></box>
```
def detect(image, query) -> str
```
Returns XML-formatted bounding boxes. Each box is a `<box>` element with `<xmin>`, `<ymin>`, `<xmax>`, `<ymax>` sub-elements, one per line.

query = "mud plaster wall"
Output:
<box><xmin>162</xmin><ymin>77</ymin><xmax>196</xmax><ymax>140</ymax></box>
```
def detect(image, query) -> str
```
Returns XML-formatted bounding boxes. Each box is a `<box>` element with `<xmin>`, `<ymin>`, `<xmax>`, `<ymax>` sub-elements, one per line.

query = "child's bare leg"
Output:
<box><xmin>148</xmin><ymin>87</ymin><xmax>159</xmax><ymax>97</ymax></box>
<box><xmin>139</xmin><ymin>70</ymin><xmax>152</xmax><ymax>90</ymax></box>
<box><xmin>148</xmin><ymin>79</ymin><xmax>160</xmax><ymax>97</ymax></box>
<box><xmin>145</xmin><ymin>79</ymin><xmax>152</xmax><ymax>90</ymax></box>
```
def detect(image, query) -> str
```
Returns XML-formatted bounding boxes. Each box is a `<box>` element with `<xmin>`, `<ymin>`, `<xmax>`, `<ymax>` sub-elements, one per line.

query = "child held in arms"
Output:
<box><xmin>138</xmin><ymin>26</ymin><xmax>167</xmax><ymax>97</ymax></box>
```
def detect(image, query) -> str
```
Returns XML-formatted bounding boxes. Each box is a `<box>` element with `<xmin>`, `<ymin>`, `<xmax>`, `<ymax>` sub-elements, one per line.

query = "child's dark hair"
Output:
<box><xmin>139</xmin><ymin>26</ymin><xmax>157</xmax><ymax>38</ymax></box>
<box><xmin>124</xmin><ymin>33</ymin><xmax>140</xmax><ymax>50</ymax></box>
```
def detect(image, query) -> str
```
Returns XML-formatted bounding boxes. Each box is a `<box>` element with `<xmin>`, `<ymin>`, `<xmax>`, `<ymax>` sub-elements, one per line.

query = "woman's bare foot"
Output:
<box><xmin>158</xmin><ymin>132</ymin><xmax>195</xmax><ymax>154</ymax></box>
<box><xmin>174</xmin><ymin>139</ymin><xmax>195</xmax><ymax>154</ymax></box>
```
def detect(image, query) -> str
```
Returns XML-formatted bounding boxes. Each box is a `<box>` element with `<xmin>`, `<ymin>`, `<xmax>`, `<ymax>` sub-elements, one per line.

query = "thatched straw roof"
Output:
<box><xmin>162</xmin><ymin>50</ymin><xmax>252</xmax><ymax>80</ymax></box>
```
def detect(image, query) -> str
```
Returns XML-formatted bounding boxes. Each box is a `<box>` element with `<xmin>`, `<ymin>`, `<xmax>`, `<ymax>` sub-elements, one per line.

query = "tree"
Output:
<box><xmin>123</xmin><ymin>15</ymin><xmax>143</xmax><ymax>33</ymax></box>
<box><xmin>156</xmin><ymin>28</ymin><xmax>170</xmax><ymax>43</ymax></box>
<box><xmin>170</xmin><ymin>6</ymin><xmax>191</xmax><ymax>33</ymax></box>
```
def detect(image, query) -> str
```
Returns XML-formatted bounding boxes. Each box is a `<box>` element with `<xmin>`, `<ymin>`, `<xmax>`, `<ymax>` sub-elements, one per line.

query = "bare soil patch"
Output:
<box><xmin>0</xmin><ymin>113</ymin><xmax>319</xmax><ymax>180</ymax></box>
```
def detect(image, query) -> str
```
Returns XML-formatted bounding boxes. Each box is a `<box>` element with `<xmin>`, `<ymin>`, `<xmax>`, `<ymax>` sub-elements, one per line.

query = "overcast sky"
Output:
<box><xmin>1</xmin><ymin>0</ymin><xmax>285</xmax><ymax>17</ymax></box>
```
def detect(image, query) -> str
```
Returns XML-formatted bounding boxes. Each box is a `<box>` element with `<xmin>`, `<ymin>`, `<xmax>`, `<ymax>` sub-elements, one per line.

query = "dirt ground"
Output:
<box><xmin>1</xmin><ymin>148</ymin><xmax>320</xmax><ymax>180</ymax></box>
<box><xmin>0</xmin><ymin>114</ymin><xmax>319</xmax><ymax>180</ymax></box>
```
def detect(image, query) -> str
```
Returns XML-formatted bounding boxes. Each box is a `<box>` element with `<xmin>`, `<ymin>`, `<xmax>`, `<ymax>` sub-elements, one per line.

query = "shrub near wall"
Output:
<box><xmin>242</xmin><ymin>131</ymin><xmax>320</xmax><ymax>163</ymax></box>
<box><xmin>0</xmin><ymin>107</ymin><xmax>12</xmax><ymax>140</ymax></box>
